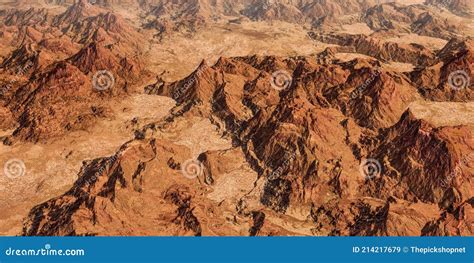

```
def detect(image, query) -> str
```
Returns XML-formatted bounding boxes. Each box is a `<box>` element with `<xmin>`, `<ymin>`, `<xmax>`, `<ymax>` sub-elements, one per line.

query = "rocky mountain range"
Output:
<box><xmin>0</xmin><ymin>0</ymin><xmax>472</xmax><ymax>236</ymax></box>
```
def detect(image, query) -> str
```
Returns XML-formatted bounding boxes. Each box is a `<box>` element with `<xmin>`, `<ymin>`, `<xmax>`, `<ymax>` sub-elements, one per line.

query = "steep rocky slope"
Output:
<box><xmin>410</xmin><ymin>38</ymin><xmax>473</xmax><ymax>101</ymax></box>
<box><xmin>425</xmin><ymin>0</ymin><xmax>474</xmax><ymax>18</ymax></box>
<box><xmin>3</xmin><ymin>39</ymin><xmax>148</xmax><ymax>143</ymax></box>
<box><xmin>0</xmin><ymin>0</ymin><xmax>151</xmax><ymax>143</ymax></box>
<box><xmin>22</xmin><ymin>51</ymin><xmax>473</xmax><ymax>236</ymax></box>
<box><xmin>361</xmin><ymin>2</ymin><xmax>466</xmax><ymax>40</ymax></box>
<box><xmin>310</xmin><ymin>32</ymin><xmax>436</xmax><ymax>66</ymax></box>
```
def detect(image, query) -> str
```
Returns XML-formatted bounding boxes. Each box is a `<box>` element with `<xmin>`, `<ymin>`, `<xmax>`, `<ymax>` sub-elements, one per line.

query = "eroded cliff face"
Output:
<box><xmin>0</xmin><ymin>0</ymin><xmax>151</xmax><ymax>143</ymax></box>
<box><xmin>410</xmin><ymin>38</ymin><xmax>474</xmax><ymax>101</ymax></box>
<box><xmin>22</xmin><ymin>46</ymin><xmax>473</xmax><ymax>236</ymax></box>
<box><xmin>425</xmin><ymin>0</ymin><xmax>474</xmax><ymax>18</ymax></box>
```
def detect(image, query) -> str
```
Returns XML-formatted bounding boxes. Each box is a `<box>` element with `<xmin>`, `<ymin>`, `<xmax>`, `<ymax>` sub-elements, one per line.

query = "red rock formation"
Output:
<box><xmin>0</xmin><ymin>105</ymin><xmax>16</xmax><ymax>130</ymax></box>
<box><xmin>0</xmin><ymin>43</ymin><xmax>40</xmax><ymax>74</ymax></box>
<box><xmin>8</xmin><ymin>62</ymin><xmax>102</xmax><ymax>142</ymax></box>
<box><xmin>410</xmin><ymin>38</ymin><xmax>473</xmax><ymax>101</ymax></box>
<box><xmin>310</xmin><ymin>32</ymin><xmax>436</xmax><ymax>65</ymax></box>
<box><xmin>2</xmin><ymin>7</ymin><xmax>51</xmax><ymax>27</ymax></box>
<box><xmin>241</xmin><ymin>1</ymin><xmax>305</xmax><ymax>23</ymax></box>
<box><xmin>44</xmin><ymin>54</ymin><xmax>467</xmax><ymax>236</ymax></box>
<box><xmin>54</xmin><ymin>3</ymin><xmax>144</xmax><ymax>55</ymax></box>
<box><xmin>426</xmin><ymin>0</ymin><xmax>474</xmax><ymax>18</ymax></box>
<box><xmin>362</xmin><ymin>2</ymin><xmax>465</xmax><ymax>39</ymax></box>
<box><xmin>53</xmin><ymin>0</ymin><xmax>101</xmax><ymax>27</ymax></box>
<box><xmin>68</xmin><ymin>41</ymin><xmax>144</xmax><ymax>85</ymax></box>
<box><xmin>22</xmin><ymin>139</ymin><xmax>206</xmax><ymax>236</ymax></box>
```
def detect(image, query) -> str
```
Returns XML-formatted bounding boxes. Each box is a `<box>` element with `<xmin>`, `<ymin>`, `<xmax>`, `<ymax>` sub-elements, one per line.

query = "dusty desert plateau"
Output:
<box><xmin>0</xmin><ymin>0</ymin><xmax>472</xmax><ymax>236</ymax></box>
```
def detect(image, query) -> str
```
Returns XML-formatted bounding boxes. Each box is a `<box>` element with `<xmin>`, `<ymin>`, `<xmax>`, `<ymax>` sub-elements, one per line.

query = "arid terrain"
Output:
<box><xmin>0</xmin><ymin>0</ymin><xmax>472</xmax><ymax>236</ymax></box>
